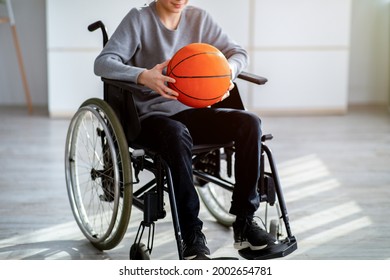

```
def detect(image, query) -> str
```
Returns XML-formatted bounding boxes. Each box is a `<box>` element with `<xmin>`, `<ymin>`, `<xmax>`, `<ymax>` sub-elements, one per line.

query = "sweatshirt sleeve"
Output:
<box><xmin>94</xmin><ymin>8</ymin><xmax>146</xmax><ymax>83</ymax></box>
<box><xmin>199</xmin><ymin>11</ymin><xmax>248</xmax><ymax>80</ymax></box>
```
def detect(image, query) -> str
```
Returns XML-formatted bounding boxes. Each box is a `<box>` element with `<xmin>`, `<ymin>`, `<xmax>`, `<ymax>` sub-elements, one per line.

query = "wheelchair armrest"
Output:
<box><xmin>238</xmin><ymin>71</ymin><xmax>268</xmax><ymax>85</ymax></box>
<box><xmin>103</xmin><ymin>73</ymin><xmax>267</xmax><ymax>88</ymax></box>
<box><xmin>101</xmin><ymin>72</ymin><xmax>267</xmax><ymax>141</ymax></box>
<box><xmin>102</xmin><ymin>78</ymin><xmax>149</xmax><ymax>92</ymax></box>
<box><xmin>213</xmin><ymin>72</ymin><xmax>267</xmax><ymax>110</ymax></box>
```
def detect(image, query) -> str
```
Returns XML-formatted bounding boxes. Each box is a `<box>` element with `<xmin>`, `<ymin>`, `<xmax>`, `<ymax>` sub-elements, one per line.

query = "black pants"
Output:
<box><xmin>135</xmin><ymin>108</ymin><xmax>262</xmax><ymax>237</ymax></box>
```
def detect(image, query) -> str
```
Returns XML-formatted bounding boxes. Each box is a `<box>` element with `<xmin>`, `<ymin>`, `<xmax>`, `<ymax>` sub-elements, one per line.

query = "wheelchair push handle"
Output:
<box><xmin>88</xmin><ymin>20</ymin><xmax>109</xmax><ymax>47</ymax></box>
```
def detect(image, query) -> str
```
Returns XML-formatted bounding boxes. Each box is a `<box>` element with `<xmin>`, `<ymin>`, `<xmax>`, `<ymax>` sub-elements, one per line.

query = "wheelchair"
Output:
<box><xmin>64</xmin><ymin>21</ymin><xmax>297</xmax><ymax>260</ymax></box>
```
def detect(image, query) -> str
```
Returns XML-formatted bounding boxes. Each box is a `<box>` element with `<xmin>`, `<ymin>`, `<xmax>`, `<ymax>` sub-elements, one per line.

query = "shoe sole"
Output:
<box><xmin>184</xmin><ymin>253</ymin><xmax>211</xmax><ymax>260</ymax></box>
<box><xmin>234</xmin><ymin>241</ymin><xmax>267</xmax><ymax>251</ymax></box>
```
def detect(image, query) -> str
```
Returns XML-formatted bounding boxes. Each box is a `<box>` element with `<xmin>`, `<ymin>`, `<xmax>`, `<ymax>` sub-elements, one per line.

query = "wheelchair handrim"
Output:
<box><xmin>65</xmin><ymin>105</ymin><xmax>121</xmax><ymax>243</ymax></box>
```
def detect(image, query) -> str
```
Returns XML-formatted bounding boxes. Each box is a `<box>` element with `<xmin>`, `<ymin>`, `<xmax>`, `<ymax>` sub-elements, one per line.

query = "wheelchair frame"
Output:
<box><xmin>64</xmin><ymin>21</ymin><xmax>297</xmax><ymax>260</ymax></box>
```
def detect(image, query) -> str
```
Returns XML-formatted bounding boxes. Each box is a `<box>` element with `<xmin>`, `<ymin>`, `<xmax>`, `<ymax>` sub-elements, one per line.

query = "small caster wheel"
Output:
<box><xmin>129</xmin><ymin>243</ymin><xmax>150</xmax><ymax>260</ymax></box>
<box><xmin>269</xmin><ymin>219</ymin><xmax>279</xmax><ymax>239</ymax></box>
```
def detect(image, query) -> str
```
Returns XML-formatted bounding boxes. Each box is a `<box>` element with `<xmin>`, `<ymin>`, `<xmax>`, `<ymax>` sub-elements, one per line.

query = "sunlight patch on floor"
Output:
<box><xmin>278</xmin><ymin>153</ymin><xmax>373</xmax><ymax>257</ymax></box>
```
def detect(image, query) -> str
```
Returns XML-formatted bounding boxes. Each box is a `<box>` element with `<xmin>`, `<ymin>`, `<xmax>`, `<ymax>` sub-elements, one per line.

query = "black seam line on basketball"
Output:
<box><xmin>170</xmin><ymin>83</ymin><xmax>223</xmax><ymax>101</ymax></box>
<box><xmin>169</xmin><ymin>52</ymin><xmax>227</xmax><ymax>75</ymax></box>
<box><xmin>170</xmin><ymin>74</ymin><xmax>231</xmax><ymax>79</ymax></box>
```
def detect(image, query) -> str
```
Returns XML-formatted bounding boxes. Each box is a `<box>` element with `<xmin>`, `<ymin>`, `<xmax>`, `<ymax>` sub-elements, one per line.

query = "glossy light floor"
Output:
<box><xmin>0</xmin><ymin>106</ymin><xmax>389</xmax><ymax>260</ymax></box>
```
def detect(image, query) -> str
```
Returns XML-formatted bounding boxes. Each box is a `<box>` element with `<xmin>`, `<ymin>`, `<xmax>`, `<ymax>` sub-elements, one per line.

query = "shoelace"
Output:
<box><xmin>184</xmin><ymin>230</ymin><xmax>207</xmax><ymax>247</ymax></box>
<box><xmin>246</xmin><ymin>220</ymin><xmax>264</xmax><ymax>234</ymax></box>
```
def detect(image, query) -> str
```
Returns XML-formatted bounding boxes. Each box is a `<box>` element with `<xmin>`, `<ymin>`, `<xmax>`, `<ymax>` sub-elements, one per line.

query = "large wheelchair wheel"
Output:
<box><xmin>198</xmin><ymin>182</ymin><xmax>282</xmax><ymax>236</ymax></box>
<box><xmin>196</xmin><ymin>148</ymin><xmax>236</xmax><ymax>227</ymax></box>
<box><xmin>65</xmin><ymin>98</ymin><xmax>132</xmax><ymax>250</ymax></box>
<box><xmin>196</xmin><ymin>148</ymin><xmax>283</xmax><ymax>238</ymax></box>
<box><xmin>197</xmin><ymin>182</ymin><xmax>235</xmax><ymax>227</ymax></box>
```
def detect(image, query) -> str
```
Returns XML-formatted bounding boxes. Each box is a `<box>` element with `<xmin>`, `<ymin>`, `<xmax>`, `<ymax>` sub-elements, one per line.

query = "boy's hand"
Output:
<box><xmin>221</xmin><ymin>80</ymin><xmax>234</xmax><ymax>101</ymax></box>
<box><xmin>137</xmin><ymin>60</ymin><xmax>179</xmax><ymax>100</ymax></box>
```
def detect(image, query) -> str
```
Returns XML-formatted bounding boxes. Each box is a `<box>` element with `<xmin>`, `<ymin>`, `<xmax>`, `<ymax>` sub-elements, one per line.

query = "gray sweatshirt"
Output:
<box><xmin>94</xmin><ymin>1</ymin><xmax>248</xmax><ymax>120</ymax></box>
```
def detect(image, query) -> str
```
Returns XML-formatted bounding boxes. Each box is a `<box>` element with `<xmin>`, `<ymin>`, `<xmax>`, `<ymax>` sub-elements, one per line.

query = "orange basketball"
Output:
<box><xmin>167</xmin><ymin>43</ymin><xmax>231</xmax><ymax>108</ymax></box>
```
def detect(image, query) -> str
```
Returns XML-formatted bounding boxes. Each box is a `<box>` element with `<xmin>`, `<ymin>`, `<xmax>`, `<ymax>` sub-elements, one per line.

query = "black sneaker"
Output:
<box><xmin>182</xmin><ymin>230</ymin><xmax>211</xmax><ymax>260</ymax></box>
<box><xmin>233</xmin><ymin>217</ymin><xmax>276</xmax><ymax>250</ymax></box>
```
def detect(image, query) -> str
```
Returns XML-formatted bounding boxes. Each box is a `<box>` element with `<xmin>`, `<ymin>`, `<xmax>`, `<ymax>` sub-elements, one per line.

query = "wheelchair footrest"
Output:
<box><xmin>238</xmin><ymin>236</ymin><xmax>297</xmax><ymax>260</ymax></box>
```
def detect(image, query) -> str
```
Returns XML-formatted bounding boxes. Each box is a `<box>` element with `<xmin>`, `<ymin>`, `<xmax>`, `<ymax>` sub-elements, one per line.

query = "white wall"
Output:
<box><xmin>46</xmin><ymin>0</ymin><xmax>354</xmax><ymax>116</ymax></box>
<box><xmin>348</xmin><ymin>0</ymin><xmax>390</xmax><ymax>106</ymax></box>
<box><xmin>0</xmin><ymin>0</ymin><xmax>47</xmax><ymax>107</ymax></box>
<box><xmin>46</xmin><ymin>0</ymin><xmax>148</xmax><ymax>117</ymax></box>
<box><xmin>248</xmin><ymin>0</ymin><xmax>352</xmax><ymax>114</ymax></box>
<box><xmin>1</xmin><ymin>0</ymin><xmax>389</xmax><ymax>115</ymax></box>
